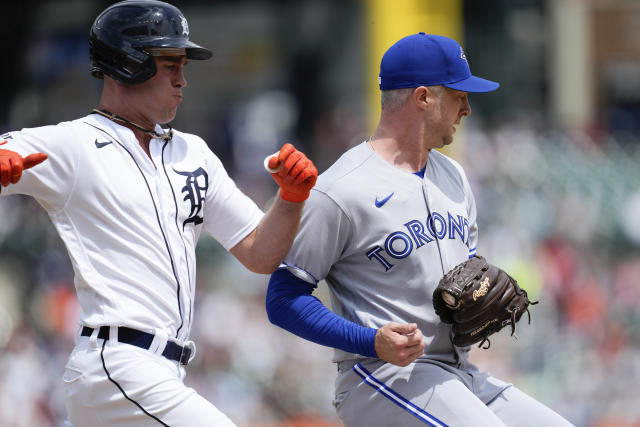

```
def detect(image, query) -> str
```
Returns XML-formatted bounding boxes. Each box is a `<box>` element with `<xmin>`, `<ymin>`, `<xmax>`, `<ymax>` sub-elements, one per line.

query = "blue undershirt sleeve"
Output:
<box><xmin>266</xmin><ymin>268</ymin><xmax>378</xmax><ymax>358</ymax></box>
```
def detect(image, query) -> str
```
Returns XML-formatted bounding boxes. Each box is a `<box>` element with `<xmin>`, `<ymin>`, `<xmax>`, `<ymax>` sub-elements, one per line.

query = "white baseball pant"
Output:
<box><xmin>63</xmin><ymin>328</ymin><xmax>235</xmax><ymax>426</ymax></box>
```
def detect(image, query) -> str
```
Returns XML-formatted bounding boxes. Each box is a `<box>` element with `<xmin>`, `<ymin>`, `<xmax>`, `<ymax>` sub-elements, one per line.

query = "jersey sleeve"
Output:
<box><xmin>0</xmin><ymin>124</ymin><xmax>78</xmax><ymax>210</ymax></box>
<box><xmin>282</xmin><ymin>188</ymin><xmax>352</xmax><ymax>285</ymax></box>
<box><xmin>200</xmin><ymin>144</ymin><xmax>264</xmax><ymax>250</ymax></box>
<box><xmin>266</xmin><ymin>268</ymin><xmax>377</xmax><ymax>357</ymax></box>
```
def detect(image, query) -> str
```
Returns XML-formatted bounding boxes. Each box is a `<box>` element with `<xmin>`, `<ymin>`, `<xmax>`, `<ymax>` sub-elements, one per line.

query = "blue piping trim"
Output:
<box><xmin>352</xmin><ymin>363</ymin><xmax>449</xmax><ymax>427</ymax></box>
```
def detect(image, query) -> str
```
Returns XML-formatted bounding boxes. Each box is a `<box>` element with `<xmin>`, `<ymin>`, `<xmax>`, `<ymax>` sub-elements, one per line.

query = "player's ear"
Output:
<box><xmin>413</xmin><ymin>86</ymin><xmax>430</xmax><ymax>110</ymax></box>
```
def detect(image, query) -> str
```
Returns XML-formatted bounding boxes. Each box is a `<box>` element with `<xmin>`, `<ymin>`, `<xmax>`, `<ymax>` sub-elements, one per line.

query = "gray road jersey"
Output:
<box><xmin>283</xmin><ymin>141</ymin><xmax>478</xmax><ymax>363</ymax></box>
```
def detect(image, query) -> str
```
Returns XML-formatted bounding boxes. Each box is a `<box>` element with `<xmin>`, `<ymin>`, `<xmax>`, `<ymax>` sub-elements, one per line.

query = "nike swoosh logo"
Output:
<box><xmin>0</xmin><ymin>140</ymin><xmax>7</xmax><ymax>146</ymax></box>
<box><xmin>375</xmin><ymin>192</ymin><xmax>394</xmax><ymax>208</ymax></box>
<box><xmin>94</xmin><ymin>139</ymin><xmax>112</xmax><ymax>148</ymax></box>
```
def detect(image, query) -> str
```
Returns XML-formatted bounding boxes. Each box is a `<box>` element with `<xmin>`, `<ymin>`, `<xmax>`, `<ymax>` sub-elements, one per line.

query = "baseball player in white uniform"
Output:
<box><xmin>266</xmin><ymin>33</ymin><xmax>573</xmax><ymax>426</ymax></box>
<box><xmin>0</xmin><ymin>1</ymin><xmax>317</xmax><ymax>426</ymax></box>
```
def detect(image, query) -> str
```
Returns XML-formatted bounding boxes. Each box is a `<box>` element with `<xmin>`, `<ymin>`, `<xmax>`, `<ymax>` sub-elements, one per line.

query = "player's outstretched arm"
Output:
<box><xmin>267</xmin><ymin>268</ymin><xmax>378</xmax><ymax>358</ymax></box>
<box><xmin>230</xmin><ymin>143</ymin><xmax>318</xmax><ymax>274</ymax></box>
<box><xmin>0</xmin><ymin>149</ymin><xmax>48</xmax><ymax>187</ymax></box>
<box><xmin>267</xmin><ymin>269</ymin><xmax>425</xmax><ymax>366</ymax></box>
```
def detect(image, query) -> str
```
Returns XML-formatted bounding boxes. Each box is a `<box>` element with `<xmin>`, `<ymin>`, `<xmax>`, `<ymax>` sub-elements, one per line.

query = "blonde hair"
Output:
<box><xmin>380</xmin><ymin>88</ymin><xmax>413</xmax><ymax>111</ymax></box>
<box><xmin>380</xmin><ymin>85</ymin><xmax>444</xmax><ymax>111</ymax></box>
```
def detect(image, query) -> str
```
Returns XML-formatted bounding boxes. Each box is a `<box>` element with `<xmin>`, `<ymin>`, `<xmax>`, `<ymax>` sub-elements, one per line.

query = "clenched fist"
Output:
<box><xmin>374</xmin><ymin>322</ymin><xmax>424</xmax><ymax>366</ymax></box>
<box><xmin>266</xmin><ymin>143</ymin><xmax>318</xmax><ymax>203</ymax></box>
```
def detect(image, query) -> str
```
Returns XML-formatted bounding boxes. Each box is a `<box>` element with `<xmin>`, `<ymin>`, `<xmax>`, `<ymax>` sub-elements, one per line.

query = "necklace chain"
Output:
<box><xmin>91</xmin><ymin>109</ymin><xmax>173</xmax><ymax>141</ymax></box>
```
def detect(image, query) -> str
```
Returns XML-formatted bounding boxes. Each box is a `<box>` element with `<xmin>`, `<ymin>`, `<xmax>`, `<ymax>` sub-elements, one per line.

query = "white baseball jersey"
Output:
<box><xmin>0</xmin><ymin>113</ymin><xmax>263</xmax><ymax>342</ymax></box>
<box><xmin>283</xmin><ymin>141</ymin><xmax>477</xmax><ymax>363</ymax></box>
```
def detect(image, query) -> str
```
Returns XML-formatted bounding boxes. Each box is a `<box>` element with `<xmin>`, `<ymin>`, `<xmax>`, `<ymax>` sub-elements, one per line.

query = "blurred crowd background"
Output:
<box><xmin>1</xmin><ymin>0</ymin><xmax>639</xmax><ymax>426</ymax></box>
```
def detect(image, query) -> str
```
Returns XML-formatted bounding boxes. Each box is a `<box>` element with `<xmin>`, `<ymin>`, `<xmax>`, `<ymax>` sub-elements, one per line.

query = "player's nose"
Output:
<box><xmin>174</xmin><ymin>69</ymin><xmax>187</xmax><ymax>88</ymax></box>
<box><xmin>461</xmin><ymin>95</ymin><xmax>471</xmax><ymax>117</ymax></box>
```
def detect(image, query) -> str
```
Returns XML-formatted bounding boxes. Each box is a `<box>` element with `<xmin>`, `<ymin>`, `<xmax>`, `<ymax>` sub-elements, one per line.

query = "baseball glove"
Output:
<box><xmin>433</xmin><ymin>255</ymin><xmax>538</xmax><ymax>349</ymax></box>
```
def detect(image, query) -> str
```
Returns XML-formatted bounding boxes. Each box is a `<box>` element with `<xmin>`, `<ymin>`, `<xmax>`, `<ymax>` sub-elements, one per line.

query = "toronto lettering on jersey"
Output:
<box><xmin>173</xmin><ymin>167</ymin><xmax>208</xmax><ymax>229</ymax></box>
<box><xmin>366</xmin><ymin>211</ymin><xmax>469</xmax><ymax>271</ymax></box>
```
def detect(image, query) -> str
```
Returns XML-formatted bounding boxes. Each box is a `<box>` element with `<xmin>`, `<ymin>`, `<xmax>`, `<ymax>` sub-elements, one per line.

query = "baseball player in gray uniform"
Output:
<box><xmin>0</xmin><ymin>1</ymin><xmax>317</xmax><ymax>426</ymax></box>
<box><xmin>266</xmin><ymin>33</ymin><xmax>573</xmax><ymax>426</ymax></box>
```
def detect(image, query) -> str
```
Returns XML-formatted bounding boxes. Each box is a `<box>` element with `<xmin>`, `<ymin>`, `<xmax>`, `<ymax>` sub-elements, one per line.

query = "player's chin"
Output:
<box><xmin>162</xmin><ymin>108</ymin><xmax>179</xmax><ymax>123</ymax></box>
<box><xmin>166</xmin><ymin>96</ymin><xmax>182</xmax><ymax>112</ymax></box>
<box><xmin>441</xmin><ymin>136</ymin><xmax>454</xmax><ymax>147</ymax></box>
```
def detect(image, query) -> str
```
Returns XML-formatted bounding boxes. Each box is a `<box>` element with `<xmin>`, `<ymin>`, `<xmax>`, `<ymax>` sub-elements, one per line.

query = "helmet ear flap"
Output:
<box><xmin>89</xmin><ymin>37</ymin><xmax>157</xmax><ymax>84</ymax></box>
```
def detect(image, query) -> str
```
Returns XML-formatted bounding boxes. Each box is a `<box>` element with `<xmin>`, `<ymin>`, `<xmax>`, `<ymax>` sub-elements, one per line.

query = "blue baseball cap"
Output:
<box><xmin>379</xmin><ymin>32</ymin><xmax>499</xmax><ymax>93</ymax></box>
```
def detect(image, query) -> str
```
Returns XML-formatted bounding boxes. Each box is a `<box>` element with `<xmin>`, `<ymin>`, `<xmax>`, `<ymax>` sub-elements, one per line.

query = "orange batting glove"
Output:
<box><xmin>0</xmin><ymin>148</ymin><xmax>48</xmax><ymax>187</ymax></box>
<box><xmin>265</xmin><ymin>143</ymin><xmax>318</xmax><ymax>203</ymax></box>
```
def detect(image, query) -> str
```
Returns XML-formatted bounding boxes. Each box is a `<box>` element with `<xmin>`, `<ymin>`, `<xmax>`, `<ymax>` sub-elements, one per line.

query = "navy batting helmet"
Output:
<box><xmin>89</xmin><ymin>0</ymin><xmax>212</xmax><ymax>85</ymax></box>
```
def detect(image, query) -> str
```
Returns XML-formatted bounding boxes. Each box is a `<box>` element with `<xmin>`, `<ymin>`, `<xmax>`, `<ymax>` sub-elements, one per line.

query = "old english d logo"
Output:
<box><xmin>173</xmin><ymin>167</ymin><xmax>208</xmax><ymax>229</ymax></box>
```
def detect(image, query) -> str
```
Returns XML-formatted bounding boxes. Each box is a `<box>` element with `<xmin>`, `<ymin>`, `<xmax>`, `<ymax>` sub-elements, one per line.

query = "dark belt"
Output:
<box><xmin>81</xmin><ymin>326</ymin><xmax>192</xmax><ymax>365</ymax></box>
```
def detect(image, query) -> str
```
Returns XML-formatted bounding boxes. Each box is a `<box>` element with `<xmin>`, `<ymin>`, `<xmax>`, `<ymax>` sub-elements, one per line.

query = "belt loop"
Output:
<box><xmin>74</xmin><ymin>324</ymin><xmax>83</xmax><ymax>345</ymax></box>
<box><xmin>149</xmin><ymin>329</ymin><xmax>168</xmax><ymax>356</ymax></box>
<box><xmin>89</xmin><ymin>327</ymin><xmax>100</xmax><ymax>348</ymax></box>
<box><xmin>186</xmin><ymin>340</ymin><xmax>196</xmax><ymax>364</ymax></box>
<box><xmin>109</xmin><ymin>326</ymin><xmax>119</xmax><ymax>347</ymax></box>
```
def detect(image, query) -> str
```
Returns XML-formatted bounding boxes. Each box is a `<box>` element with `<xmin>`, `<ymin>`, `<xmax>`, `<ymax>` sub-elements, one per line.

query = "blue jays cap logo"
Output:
<box><xmin>180</xmin><ymin>15</ymin><xmax>189</xmax><ymax>36</ymax></box>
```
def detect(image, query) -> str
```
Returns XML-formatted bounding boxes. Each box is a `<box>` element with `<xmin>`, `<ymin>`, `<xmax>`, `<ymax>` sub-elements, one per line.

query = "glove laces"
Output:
<box><xmin>477</xmin><ymin>299</ymin><xmax>539</xmax><ymax>350</ymax></box>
